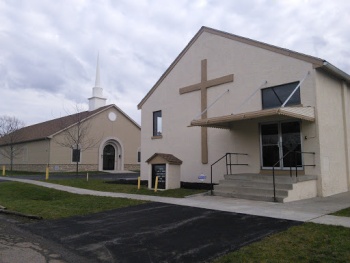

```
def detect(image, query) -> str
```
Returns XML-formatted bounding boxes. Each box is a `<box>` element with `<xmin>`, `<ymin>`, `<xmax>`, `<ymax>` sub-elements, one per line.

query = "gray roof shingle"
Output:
<box><xmin>0</xmin><ymin>105</ymin><xmax>112</xmax><ymax>145</ymax></box>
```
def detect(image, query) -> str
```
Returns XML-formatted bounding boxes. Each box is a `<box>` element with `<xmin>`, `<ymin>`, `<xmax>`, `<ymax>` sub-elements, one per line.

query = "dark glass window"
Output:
<box><xmin>137</xmin><ymin>151</ymin><xmax>141</xmax><ymax>162</ymax></box>
<box><xmin>72</xmin><ymin>149</ymin><xmax>81</xmax><ymax>162</ymax></box>
<box><xmin>153</xmin><ymin>111</ymin><xmax>162</xmax><ymax>136</ymax></box>
<box><xmin>262</xmin><ymin>81</ymin><xmax>300</xmax><ymax>109</ymax></box>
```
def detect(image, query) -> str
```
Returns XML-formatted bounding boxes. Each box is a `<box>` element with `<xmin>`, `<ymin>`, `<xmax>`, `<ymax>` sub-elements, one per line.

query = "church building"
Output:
<box><xmin>0</xmin><ymin>57</ymin><xmax>141</xmax><ymax>173</ymax></box>
<box><xmin>138</xmin><ymin>26</ymin><xmax>350</xmax><ymax>202</ymax></box>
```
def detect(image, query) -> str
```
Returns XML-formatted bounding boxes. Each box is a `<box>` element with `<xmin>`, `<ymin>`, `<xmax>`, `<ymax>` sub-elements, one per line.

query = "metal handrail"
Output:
<box><xmin>210</xmin><ymin>152</ymin><xmax>248</xmax><ymax>195</ymax></box>
<box><xmin>272</xmin><ymin>150</ymin><xmax>315</xmax><ymax>202</ymax></box>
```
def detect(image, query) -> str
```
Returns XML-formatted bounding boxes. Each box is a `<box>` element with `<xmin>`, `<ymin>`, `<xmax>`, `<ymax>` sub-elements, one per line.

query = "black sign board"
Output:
<box><xmin>152</xmin><ymin>164</ymin><xmax>166</xmax><ymax>189</ymax></box>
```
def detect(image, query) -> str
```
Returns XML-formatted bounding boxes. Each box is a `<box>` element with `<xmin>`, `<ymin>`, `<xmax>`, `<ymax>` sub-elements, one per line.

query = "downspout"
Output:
<box><xmin>341</xmin><ymin>81</ymin><xmax>350</xmax><ymax>190</ymax></box>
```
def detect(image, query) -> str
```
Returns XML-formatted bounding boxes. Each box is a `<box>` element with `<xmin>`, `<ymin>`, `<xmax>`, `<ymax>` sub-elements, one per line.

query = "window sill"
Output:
<box><xmin>152</xmin><ymin>135</ymin><xmax>163</xmax><ymax>140</ymax></box>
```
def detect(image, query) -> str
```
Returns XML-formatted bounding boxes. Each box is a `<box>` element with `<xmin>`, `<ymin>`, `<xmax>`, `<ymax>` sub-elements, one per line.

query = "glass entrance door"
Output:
<box><xmin>281</xmin><ymin>122</ymin><xmax>302</xmax><ymax>168</ymax></box>
<box><xmin>261</xmin><ymin>121</ymin><xmax>302</xmax><ymax>169</ymax></box>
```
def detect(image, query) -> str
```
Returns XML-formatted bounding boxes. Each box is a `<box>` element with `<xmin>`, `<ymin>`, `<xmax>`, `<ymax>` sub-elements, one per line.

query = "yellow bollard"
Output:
<box><xmin>45</xmin><ymin>167</ymin><xmax>49</xmax><ymax>180</ymax></box>
<box><xmin>2</xmin><ymin>166</ymin><xmax>5</xmax><ymax>176</ymax></box>
<box><xmin>154</xmin><ymin>176</ymin><xmax>159</xmax><ymax>192</ymax></box>
<box><xmin>137</xmin><ymin>176</ymin><xmax>141</xmax><ymax>190</ymax></box>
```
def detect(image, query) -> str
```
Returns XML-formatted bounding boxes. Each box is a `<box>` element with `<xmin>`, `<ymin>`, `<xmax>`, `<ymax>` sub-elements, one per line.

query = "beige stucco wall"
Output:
<box><xmin>140</xmin><ymin>31</ymin><xmax>319</xmax><ymax>184</ymax></box>
<box><xmin>1</xmin><ymin>105</ymin><xmax>140</xmax><ymax>172</ymax></box>
<box><xmin>0</xmin><ymin>140</ymin><xmax>49</xmax><ymax>166</ymax></box>
<box><xmin>166</xmin><ymin>163</ymin><xmax>181</xmax><ymax>189</ymax></box>
<box><xmin>50</xmin><ymin>106</ymin><xmax>141</xmax><ymax>171</ymax></box>
<box><xmin>315</xmin><ymin>70</ymin><xmax>350</xmax><ymax>196</ymax></box>
<box><xmin>284</xmin><ymin>180</ymin><xmax>318</xmax><ymax>202</ymax></box>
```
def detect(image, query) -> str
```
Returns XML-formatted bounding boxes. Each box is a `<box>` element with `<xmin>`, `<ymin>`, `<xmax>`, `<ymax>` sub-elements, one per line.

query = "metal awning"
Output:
<box><xmin>190</xmin><ymin>106</ymin><xmax>315</xmax><ymax>129</ymax></box>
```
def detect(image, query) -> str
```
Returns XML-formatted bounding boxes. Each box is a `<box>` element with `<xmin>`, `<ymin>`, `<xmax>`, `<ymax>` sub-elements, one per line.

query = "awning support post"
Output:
<box><xmin>193</xmin><ymin>89</ymin><xmax>230</xmax><ymax>120</ymax></box>
<box><xmin>281</xmin><ymin>71</ymin><xmax>310</xmax><ymax>107</ymax></box>
<box><xmin>232</xmin><ymin>81</ymin><xmax>267</xmax><ymax>114</ymax></box>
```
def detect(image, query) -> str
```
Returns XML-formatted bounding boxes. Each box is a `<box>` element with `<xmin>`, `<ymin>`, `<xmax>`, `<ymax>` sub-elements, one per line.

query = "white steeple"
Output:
<box><xmin>88</xmin><ymin>53</ymin><xmax>107</xmax><ymax>111</ymax></box>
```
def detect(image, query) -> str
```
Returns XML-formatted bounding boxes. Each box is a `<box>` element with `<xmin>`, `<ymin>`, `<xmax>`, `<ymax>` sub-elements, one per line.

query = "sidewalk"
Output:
<box><xmin>2</xmin><ymin>177</ymin><xmax>350</xmax><ymax>228</ymax></box>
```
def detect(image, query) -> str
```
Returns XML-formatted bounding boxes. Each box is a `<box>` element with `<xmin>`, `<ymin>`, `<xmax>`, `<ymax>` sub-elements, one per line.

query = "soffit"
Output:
<box><xmin>190</xmin><ymin>106</ymin><xmax>315</xmax><ymax>129</ymax></box>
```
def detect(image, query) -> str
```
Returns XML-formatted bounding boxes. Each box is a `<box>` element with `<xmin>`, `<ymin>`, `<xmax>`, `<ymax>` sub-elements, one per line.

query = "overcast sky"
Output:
<box><xmin>1</xmin><ymin>0</ymin><xmax>349</xmax><ymax>126</ymax></box>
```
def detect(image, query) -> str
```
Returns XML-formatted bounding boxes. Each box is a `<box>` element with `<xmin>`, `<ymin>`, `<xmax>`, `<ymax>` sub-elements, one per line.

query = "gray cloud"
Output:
<box><xmin>0</xmin><ymin>0</ymin><xmax>349</xmax><ymax>125</ymax></box>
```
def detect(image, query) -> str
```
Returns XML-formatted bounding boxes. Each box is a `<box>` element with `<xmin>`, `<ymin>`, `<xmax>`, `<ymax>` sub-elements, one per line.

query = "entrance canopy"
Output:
<box><xmin>190</xmin><ymin>106</ymin><xmax>315</xmax><ymax>129</ymax></box>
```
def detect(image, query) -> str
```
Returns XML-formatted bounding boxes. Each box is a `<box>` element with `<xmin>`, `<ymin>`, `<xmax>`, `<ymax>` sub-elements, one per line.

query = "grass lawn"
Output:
<box><xmin>47</xmin><ymin>179</ymin><xmax>207</xmax><ymax>198</ymax></box>
<box><xmin>331</xmin><ymin>207</ymin><xmax>350</xmax><ymax>217</ymax></box>
<box><xmin>0</xmin><ymin>181</ymin><xmax>145</xmax><ymax>219</ymax></box>
<box><xmin>213</xmin><ymin>223</ymin><xmax>350</xmax><ymax>263</ymax></box>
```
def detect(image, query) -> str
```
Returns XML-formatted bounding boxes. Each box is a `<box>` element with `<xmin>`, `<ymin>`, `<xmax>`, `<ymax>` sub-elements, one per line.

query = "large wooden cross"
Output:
<box><xmin>179</xmin><ymin>59</ymin><xmax>234</xmax><ymax>164</ymax></box>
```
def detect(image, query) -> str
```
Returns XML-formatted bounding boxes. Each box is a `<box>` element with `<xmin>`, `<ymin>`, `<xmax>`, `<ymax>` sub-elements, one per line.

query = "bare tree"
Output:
<box><xmin>54</xmin><ymin>105</ymin><xmax>100</xmax><ymax>175</ymax></box>
<box><xmin>0</xmin><ymin>116</ymin><xmax>25</xmax><ymax>171</ymax></box>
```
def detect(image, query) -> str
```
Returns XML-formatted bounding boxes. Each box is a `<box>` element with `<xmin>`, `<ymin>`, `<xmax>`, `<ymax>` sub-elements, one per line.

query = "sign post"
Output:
<box><xmin>45</xmin><ymin>166</ymin><xmax>49</xmax><ymax>180</ymax></box>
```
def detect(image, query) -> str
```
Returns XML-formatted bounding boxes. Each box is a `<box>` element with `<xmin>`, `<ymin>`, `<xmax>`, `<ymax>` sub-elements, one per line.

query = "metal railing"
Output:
<box><xmin>272</xmin><ymin>151</ymin><xmax>315</xmax><ymax>202</ymax></box>
<box><xmin>210</xmin><ymin>152</ymin><xmax>248</xmax><ymax>194</ymax></box>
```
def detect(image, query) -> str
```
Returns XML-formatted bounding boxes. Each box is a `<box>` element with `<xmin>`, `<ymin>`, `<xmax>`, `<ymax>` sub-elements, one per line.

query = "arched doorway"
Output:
<box><xmin>103</xmin><ymin>144</ymin><xmax>115</xmax><ymax>170</ymax></box>
<box><xmin>99</xmin><ymin>137</ymin><xmax>123</xmax><ymax>171</ymax></box>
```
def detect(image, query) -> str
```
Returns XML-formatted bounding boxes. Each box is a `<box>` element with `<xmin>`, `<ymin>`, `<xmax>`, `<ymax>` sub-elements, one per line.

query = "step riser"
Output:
<box><xmin>215</xmin><ymin>174</ymin><xmax>317</xmax><ymax>202</ymax></box>
<box><xmin>224</xmin><ymin>174</ymin><xmax>296</xmax><ymax>183</ymax></box>
<box><xmin>213</xmin><ymin>186</ymin><xmax>288</xmax><ymax>197</ymax></box>
<box><xmin>212</xmin><ymin>191</ymin><xmax>283</xmax><ymax>202</ymax></box>
<box><xmin>214</xmin><ymin>173</ymin><xmax>297</xmax><ymax>202</ymax></box>
<box><xmin>218</xmin><ymin>180</ymin><xmax>293</xmax><ymax>190</ymax></box>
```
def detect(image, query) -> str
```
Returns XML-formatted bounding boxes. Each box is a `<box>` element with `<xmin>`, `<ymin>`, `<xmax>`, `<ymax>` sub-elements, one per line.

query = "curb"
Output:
<box><xmin>0</xmin><ymin>209</ymin><xmax>43</xmax><ymax>220</ymax></box>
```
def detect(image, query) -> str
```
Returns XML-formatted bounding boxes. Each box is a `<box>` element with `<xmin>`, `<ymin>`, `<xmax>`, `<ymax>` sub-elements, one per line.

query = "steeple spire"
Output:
<box><xmin>95</xmin><ymin>52</ymin><xmax>100</xmax><ymax>87</ymax></box>
<box><xmin>88</xmin><ymin>53</ymin><xmax>107</xmax><ymax>111</ymax></box>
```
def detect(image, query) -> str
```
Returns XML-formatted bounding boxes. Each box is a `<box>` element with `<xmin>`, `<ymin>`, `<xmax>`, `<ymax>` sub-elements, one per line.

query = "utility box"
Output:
<box><xmin>146</xmin><ymin>153</ymin><xmax>182</xmax><ymax>190</ymax></box>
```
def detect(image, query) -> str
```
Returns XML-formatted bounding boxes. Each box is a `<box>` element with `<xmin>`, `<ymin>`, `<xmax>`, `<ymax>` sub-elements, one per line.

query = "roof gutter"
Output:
<box><xmin>323</xmin><ymin>61</ymin><xmax>350</xmax><ymax>84</ymax></box>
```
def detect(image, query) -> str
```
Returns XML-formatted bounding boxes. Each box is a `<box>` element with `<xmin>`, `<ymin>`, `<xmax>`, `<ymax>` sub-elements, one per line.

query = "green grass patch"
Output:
<box><xmin>331</xmin><ymin>207</ymin><xmax>350</xmax><ymax>217</ymax></box>
<box><xmin>0</xmin><ymin>181</ymin><xmax>145</xmax><ymax>219</ymax></box>
<box><xmin>213</xmin><ymin>223</ymin><xmax>350</xmax><ymax>263</ymax></box>
<box><xmin>47</xmin><ymin>179</ymin><xmax>207</xmax><ymax>198</ymax></box>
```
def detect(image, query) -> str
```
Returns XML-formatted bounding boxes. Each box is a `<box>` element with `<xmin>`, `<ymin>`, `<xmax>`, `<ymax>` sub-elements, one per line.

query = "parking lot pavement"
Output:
<box><xmin>0</xmin><ymin>214</ymin><xmax>93</xmax><ymax>263</ymax></box>
<box><xmin>23</xmin><ymin>202</ymin><xmax>301</xmax><ymax>263</ymax></box>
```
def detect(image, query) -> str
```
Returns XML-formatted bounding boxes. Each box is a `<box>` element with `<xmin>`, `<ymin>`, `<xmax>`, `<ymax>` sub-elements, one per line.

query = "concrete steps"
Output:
<box><xmin>213</xmin><ymin>173</ymin><xmax>310</xmax><ymax>202</ymax></box>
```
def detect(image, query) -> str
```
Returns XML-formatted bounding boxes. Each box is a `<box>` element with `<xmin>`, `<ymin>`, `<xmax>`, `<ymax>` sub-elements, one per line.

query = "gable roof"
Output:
<box><xmin>146</xmin><ymin>153</ymin><xmax>183</xmax><ymax>165</ymax></box>
<box><xmin>138</xmin><ymin>26</ymin><xmax>350</xmax><ymax>109</ymax></box>
<box><xmin>0</xmin><ymin>104</ymin><xmax>140</xmax><ymax>146</ymax></box>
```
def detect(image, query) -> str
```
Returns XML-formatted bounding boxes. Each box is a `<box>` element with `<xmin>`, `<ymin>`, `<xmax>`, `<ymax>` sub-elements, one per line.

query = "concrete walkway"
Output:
<box><xmin>2</xmin><ymin>177</ymin><xmax>350</xmax><ymax>228</ymax></box>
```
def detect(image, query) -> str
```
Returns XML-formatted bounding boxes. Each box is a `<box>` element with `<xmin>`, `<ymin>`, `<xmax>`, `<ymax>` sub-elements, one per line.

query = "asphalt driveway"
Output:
<box><xmin>23</xmin><ymin>202</ymin><xmax>300</xmax><ymax>263</ymax></box>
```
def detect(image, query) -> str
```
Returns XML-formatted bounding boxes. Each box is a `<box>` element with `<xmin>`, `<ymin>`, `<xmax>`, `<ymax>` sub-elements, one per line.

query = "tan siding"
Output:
<box><xmin>1</xmin><ymin>105</ymin><xmax>140</xmax><ymax>172</ymax></box>
<box><xmin>315</xmin><ymin>70</ymin><xmax>348</xmax><ymax>196</ymax></box>
<box><xmin>50</xmin><ymin>107</ymin><xmax>140</xmax><ymax>168</ymax></box>
<box><xmin>141</xmin><ymin>31</ymin><xmax>317</xmax><ymax>183</ymax></box>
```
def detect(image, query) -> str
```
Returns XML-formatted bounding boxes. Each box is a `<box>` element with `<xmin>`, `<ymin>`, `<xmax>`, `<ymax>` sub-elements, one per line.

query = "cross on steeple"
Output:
<box><xmin>179</xmin><ymin>59</ymin><xmax>234</xmax><ymax>164</ymax></box>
